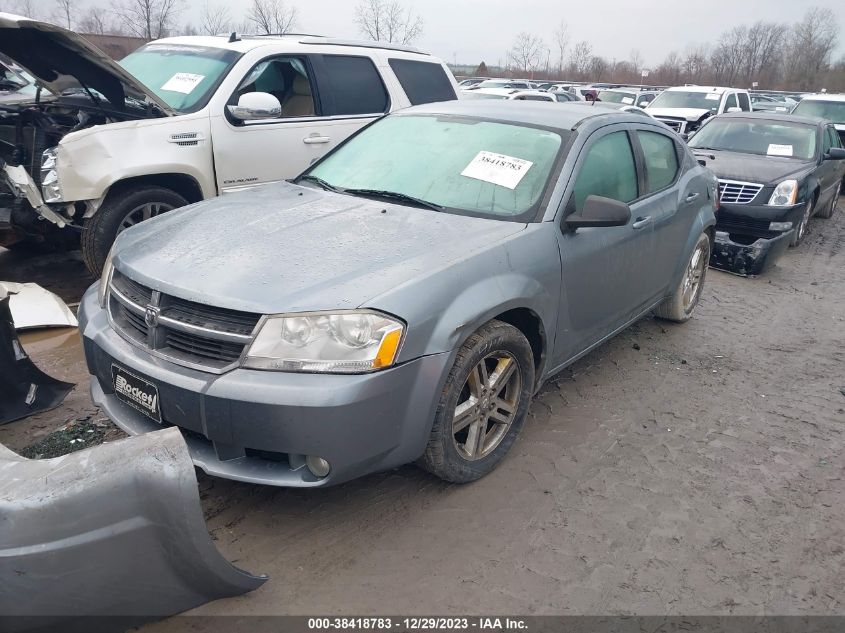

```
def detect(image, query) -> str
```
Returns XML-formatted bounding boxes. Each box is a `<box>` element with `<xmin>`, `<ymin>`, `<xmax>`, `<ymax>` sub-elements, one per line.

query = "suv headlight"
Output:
<box><xmin>768</xmin><ymin>179</ymin><xmax>798</xmax><ymax>206</ymax></box>
<box><xmin>41</xmin><ymin>147</ymin><xmax>63</xmax><ymax>202</ymax></box>
<box><xmin>243</xmin><ymin>311</ymin><xmax>404</xmax><ymax>373</ymax></box>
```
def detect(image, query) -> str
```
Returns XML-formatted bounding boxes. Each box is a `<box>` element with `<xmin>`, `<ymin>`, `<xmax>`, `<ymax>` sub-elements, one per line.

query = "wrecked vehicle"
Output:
<box><xmin>0</xmin><ymin>13</ymin><xmax>458</xmax><ymax>274</ymax></box>
<box><xmin>79</xmin><ymin>101</ymin><xmax>716</xmax><ymax>487</ymax></box>
<box><xmin>689</xmin><ymin>112</ymin><xmax>845</xmax><ymax>275</ymax></box>
<box><xmin>0</xmin><ymin>426</ymin><xmax>265</xmax><ymax>633</ymax></box>
<box><xmin>792</xmin><ymin>93</ymin><xmax>845</xmax><ymax>149</ymax></box>
<box><xmin>648</xmin><ymin>85</ymin><xmax>753</xmax><ymax>137</ymax></box>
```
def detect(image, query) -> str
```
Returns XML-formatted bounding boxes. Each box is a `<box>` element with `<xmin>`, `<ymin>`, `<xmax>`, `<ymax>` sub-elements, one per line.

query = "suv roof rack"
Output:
<box><xmin>298</xmin><ymin>37</ymin><xmax>427</xmax><ymax>55</ymax></box>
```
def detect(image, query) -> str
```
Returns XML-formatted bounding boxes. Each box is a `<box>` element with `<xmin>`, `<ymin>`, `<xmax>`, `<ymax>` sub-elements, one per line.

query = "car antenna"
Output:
<box><xmin>229</xmin><ymin>32</ymin><xmax>241</xmax><ymax>43</ymax></box>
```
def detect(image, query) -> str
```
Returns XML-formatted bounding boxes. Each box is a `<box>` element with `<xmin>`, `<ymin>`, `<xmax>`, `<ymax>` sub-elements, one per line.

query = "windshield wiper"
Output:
<box><xmin>342</xmin><ymin>188</ymin><xmax>444</xmax><ymax>212</ymax></box>
<box><xmin>295</xmin><ymin>174</ymin><xmax>344</xmax><ymax>193</ymax></box>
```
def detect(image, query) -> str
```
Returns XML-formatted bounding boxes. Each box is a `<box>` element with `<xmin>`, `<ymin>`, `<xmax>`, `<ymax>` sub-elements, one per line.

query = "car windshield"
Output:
<box><xmin>689</xmin><ymin>119</ymin><xmax>817</xmax><ymax>160</ymax></box>
<box><xmin>649</xmin><ymin>90</ymin><xmax>723</xmax><ymax>112</ymax></box>
<box><xmin>303</xmin><ymin>114</ymin><xmax>565</xmax><ymax>219</ymax></box>
<box><xmin>792</xmin><ymin>99</ymin><xmax>845</xmax><ymax>123</ymax></box>
<box><xmin>598</xmin><ymin>90</ymin><xmax>636</xmax><ymax>104</ymax></box>
<box><xmin>120</xmin><ymin>44</ymin><xmax>240</xmax><ymax>112</ymax></box>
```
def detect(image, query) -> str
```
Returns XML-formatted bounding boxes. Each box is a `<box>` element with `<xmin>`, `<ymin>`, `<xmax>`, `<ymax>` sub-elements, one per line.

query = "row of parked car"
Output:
<box><xmin>2</xmin><ymin>13</ymin><xmax>844</xmax><ymax>488</ymax></box>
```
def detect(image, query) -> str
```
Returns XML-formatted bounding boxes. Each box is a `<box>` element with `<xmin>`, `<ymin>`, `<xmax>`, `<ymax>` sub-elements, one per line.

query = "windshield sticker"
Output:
<box><xmin>621</xmin><ymin>97</ymin><xmax>634</xmax><ymax>104</ymax></box>
<box><xmin>461</xmin><ymin>151</ymin><xmax>534</xmax><ymax>190</ymax></box>
<box><xmin>767</xmin><ymin>144</ymin><xmax>793</xmax><ymax>157</ymax></box>
<box><xmin>161</xmin><ymin>73</ymin><xmax>205</xmax><ymax>94</ymax></box>
<box><xmin>705</xmin><ymin>93</ymin><xmax>721</xmax><ymax>101</ymax></box>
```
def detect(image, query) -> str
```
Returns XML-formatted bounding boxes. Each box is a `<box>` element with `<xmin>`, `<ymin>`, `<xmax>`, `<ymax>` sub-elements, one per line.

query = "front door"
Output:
<box><xmin>553</xmin><ymin>127</ymin><xmax>658</xmax><ymax>366</ymax></box>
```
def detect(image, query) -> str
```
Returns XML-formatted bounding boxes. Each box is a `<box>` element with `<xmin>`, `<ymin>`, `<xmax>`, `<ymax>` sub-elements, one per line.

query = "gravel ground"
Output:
<box><xmin>1</xmin><ymin>200</ymin><xmax>843</xmax><ymax>622</ymax></box>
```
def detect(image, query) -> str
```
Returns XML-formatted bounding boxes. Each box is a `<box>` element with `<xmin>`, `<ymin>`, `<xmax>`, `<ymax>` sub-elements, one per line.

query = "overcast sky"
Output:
<box><xmin>199</xmin><ymin>0</ymin><xmax>845</xmax><ymax>67</ymax></box>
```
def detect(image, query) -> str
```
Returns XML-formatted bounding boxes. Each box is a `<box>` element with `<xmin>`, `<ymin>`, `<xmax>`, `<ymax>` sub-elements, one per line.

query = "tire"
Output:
<box><xmin>654</xmin><ymin>231</ymin><xmax>711</xmax><ymax>323</ymax></box>
<box><xmin>817</xmin><ymin>182</ymin><xmax>841</xmax><ymax>220</ymax></box>
<box><xmin>419</xmin><ymin>320</ymin><xmax>535</xmax><ymax>483</ymax></box>
<box><xmin>790</xmin><ymin>198</ymin><xmax>814</xmax><ymax>247</ymax></box>
<box><xmin>81</xmin><ymin>185</ymin><xmax>188</xmax><ymax>275</ymax></box>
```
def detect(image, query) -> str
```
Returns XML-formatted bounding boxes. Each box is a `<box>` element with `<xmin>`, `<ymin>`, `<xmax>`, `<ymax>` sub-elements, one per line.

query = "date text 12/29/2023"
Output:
<box><xmin>307</xmin><ymin>617</ymin><xmax>528</xmax><ymax>631</ymax></box>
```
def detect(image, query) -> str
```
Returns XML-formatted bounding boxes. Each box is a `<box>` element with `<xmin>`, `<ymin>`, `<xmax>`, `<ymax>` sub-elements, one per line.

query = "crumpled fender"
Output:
<box><xmin>0</xmin><ymin>294</ymin><xmax>74</xmax><ymax>424</ymax></box>
<box><xmin>0</xmin><ymin>427</ymin><xmax>266</xmax><ymax>633</ymax></box>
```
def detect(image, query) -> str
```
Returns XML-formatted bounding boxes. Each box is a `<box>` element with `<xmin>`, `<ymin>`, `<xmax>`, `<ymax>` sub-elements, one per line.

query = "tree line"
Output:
<box><xmin>502</xmin><ymin>7</ymin><xmax>843</xmax><ymax>92</ymax></box>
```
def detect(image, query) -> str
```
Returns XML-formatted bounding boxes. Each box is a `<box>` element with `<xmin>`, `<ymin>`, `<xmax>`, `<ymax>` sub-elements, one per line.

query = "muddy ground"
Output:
<box><xmin>1</xmin><ymin>203</ymin><xmax>844</xmax><ymax>622</ymax></box>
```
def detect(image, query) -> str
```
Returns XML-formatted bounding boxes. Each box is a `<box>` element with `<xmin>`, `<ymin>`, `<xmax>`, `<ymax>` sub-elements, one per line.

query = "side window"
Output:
<box><xmin>823</xmin><ymin>127</ymin><xmax>833</xmax><ymax>153</ymax></box>
<box><xmin>638</xmin><ymin>130</ymin><xmax>680</xmax><ymax>193</ymax></box>
<box><xmin>636</xmin><ymin>94</ymin><xmax>654</xmax><ymax>108</ymax></box>
<box><xmin>738</xmin><ymin>93</ymin><xmax>751</xmax><ymax>111</ymax></box>
<box><xmin>320</xmin><ymin>55</ymin><xmax>388</xmax><ymax>116</ymax></box>
<box><xmin>724</xmin><ymin>93</ymin><xmax>738</xmax><ymax>111</ymax></box>
<box><xmin>233</xmin><ymin>56</ymin><xmax>315</xmax><ymax>118</ymax></box>
<box><xmin>571</xmin><ymin>131</ymin><xmax>638</xmax><ymax>213</ymax></box>
<box><xmin>387</xmin><ymin>59</ymin><xmax>457</xmax><ymax>105</ymax></box>
<box><xmin>826</xmin><ymin>126</ymin><xmax>841</xmax><ymax>150</ymax></box>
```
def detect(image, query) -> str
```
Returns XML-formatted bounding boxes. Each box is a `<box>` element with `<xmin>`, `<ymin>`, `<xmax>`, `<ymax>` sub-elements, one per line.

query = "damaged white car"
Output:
<box><xmin>0</xmin><ymin>13</ymin><xmax>458</xmax><ymax>273</ymax></box>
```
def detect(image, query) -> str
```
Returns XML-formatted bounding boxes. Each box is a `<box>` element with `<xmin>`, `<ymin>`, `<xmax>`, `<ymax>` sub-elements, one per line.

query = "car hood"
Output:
<box><xmin>114</xmin><ymin>183</ymin><xmax>528</xmax><ymax>315</ymax></box>
<box><xmin>0</xmin><ymin>13</ymin><xmax>173</xmax><ymax>114</ymax></box>
<box><xmin>648</xmin><ymin>107</ymin><xmax>714</xmax><ymax>121</ymax></box>
<box><xmin>693</xmin><ymin>149</ymin><xmax>815</xmax><ymax>185</ymax></box>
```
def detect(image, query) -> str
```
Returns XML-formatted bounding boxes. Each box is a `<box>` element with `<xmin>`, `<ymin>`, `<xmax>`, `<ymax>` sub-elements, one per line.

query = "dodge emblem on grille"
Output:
<box><xmin>144</xmin><ymin>306</ymin><xmax>160</xmax><ymax>328</ymax></box>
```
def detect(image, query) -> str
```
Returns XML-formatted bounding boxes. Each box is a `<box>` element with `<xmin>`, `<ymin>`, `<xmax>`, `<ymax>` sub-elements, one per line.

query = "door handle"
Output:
<box><xmin>303</xmin><ymin>136</ymin><xmax>331</xmax><ymax>144</ymax></box>
<box><xmin>685</xmin><ymin>192</ymin><xmax>700</xmax><ymax>203</ymax></box>
<box><xmin>632</xmin><ymin>216</ymin><xmax>652</xmax><ymax>230</ymax></box>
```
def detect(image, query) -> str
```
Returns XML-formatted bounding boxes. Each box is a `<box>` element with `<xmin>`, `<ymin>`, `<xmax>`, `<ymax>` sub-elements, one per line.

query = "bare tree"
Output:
<box><xmin>247</xmin><ymin>0</ymin><xmax>298</xmax><ymax>35</ymax></box>
<box><xmin>552</xmin><ymin>20</ymin><xmax>568</xmax><ymax>75</ymax></box>
<box><xmin>569</xmin><ymin>40</ymin><xmax>593</xmax><ymax>78</ymax></box>
<box><xmin>785</xmin><ymin>7</ymin><xmax>838</xmax><ymax>90</ymax></box>
<box><xmin>7</xmin><ymin>0</ymin><xmax>39</xmax><ymax>18</ymax></box>
<box><xmin>51</xmin><ymin>0</ymin><xmax>74</xmax><ymax>29</ymax></box>
<box><xmin>78</xmin><ymin>7</ymin><xmax>121</xmax><ymax>34</ymax></box>
<box><xmin>116</xmin><ymin>0</ymin><xmax>185</xmax><ymax>39</ymax></box>
<box><xmin>589</xmin><ymin>56</ymin><xmax>609</xmax><ymax>81</ymax></box>
<box><xmin>355</xmin><ymin>0</ymin><xmax>423</xmax><ymax>44</ymax></box>
<box><xmin>507</xmin><ymin>32</ymin><xmax>544</xmax><ymax>74</ymax></box>
<box><xmin>629</xmin><ymin>49</ymin><xmax>643</xmax><ymax>75</ymax></box>
<box><xmin>201</xmin><ymin>0</ymin><xmax>231</xmax><ymax>35</ymax></box>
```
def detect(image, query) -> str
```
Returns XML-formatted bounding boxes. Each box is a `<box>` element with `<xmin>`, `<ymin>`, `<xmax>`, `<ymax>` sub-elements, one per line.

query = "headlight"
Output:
<box><xmin>98</xmin><ymin>246</ymin><xmax>115</xmax><ymax>308</ymax></box>
<box><xmin>768</xmin><ymin>179</ymin><xmax>798</xmax><ymax>206</ymax></box>
<box><xmin>243</xmin><ymin>311</ymin><xmax>404</xmax><ymax>373</ymax></box>
<box><xmin>40</xmin><ymin>147</ymin><xmax>62</xmax><ymax>203</ymax></box>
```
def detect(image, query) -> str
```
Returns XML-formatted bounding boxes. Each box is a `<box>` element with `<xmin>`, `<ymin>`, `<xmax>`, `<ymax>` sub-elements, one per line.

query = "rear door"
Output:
<box><xmin>553</xmin><ymin>125</ymin><xmax>658</xmax><ymax>365</ymax></box>
<box><xmin>210</xmin><ymin>53</ymin><xmax>389</xmax><ymax>190</ymax></box>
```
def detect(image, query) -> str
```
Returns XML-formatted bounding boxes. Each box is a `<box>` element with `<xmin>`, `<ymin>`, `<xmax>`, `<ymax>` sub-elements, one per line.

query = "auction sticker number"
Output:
<box><xmin>461</xmin><ymin>151</ymin><xmax>534</xmax><ymax>190</ymax></box>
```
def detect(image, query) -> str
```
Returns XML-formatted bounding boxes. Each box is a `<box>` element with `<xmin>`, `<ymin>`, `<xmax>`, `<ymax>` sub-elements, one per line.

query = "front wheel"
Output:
<box><xmin>817</xmin><ymin>182</ymin><xmax>841</xmax><ymax>220</ymax></box>
<box><xmin>81</xmin><ymin>185</ymin><xmax>188</xmax><ymax>275</ymax></box>
<box><xmin>654</xmin><ymin>231</ymin><xmax>711</xmax><ymax>323</ymax></box>
<box><xmin>419</xmin><ymin>320</ymin><xmax>535</xmax><ymax>483</ymax></box>
<box><xmin>790</xmin><ymin>199</ymin><xmax>814</xmax><ymax>246</ymax></box>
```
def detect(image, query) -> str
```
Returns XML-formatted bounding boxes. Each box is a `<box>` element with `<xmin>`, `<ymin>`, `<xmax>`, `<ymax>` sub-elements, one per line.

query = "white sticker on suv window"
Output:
<box><xmin>767</xmin><ymin>144</ymin><xmax>793</xmax><ymax>157</ymax></box>
<box><xmin>621</xmin><ymin>97</ymin><xmax>634</xmax><ymax>104</ymax></box>
<box><xmin>461</xmin><ymin>151</ymin><xmax>534</xmax><ymax>190</ymax></box>
<box><xmin>161</xmin><ymin>73</ymin><xmax>205</xmax><ymax>94</ymax></box>
<box><xmin>705</xmin><ymin>93</ymin><xmax>721</xmax><ymax>101</ymax></box>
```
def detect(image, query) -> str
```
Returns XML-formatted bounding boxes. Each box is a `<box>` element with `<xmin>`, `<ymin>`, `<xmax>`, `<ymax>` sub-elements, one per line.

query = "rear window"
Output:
<box><xmin>320</xmin><ymin>55</ymin><xmax>388</xmax><ymax>116</ymax></box>
<box><xmin>388</xmin><ymin>59</ymin><xmax>457</xmax><ymax>105</ymax></box>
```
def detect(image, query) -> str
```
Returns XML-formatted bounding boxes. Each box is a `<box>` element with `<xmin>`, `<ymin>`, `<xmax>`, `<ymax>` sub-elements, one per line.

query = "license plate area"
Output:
<box><xmin>111</xmin><ymin>364</ymin><xmax>161</xmax><ymax>423</ymax></box>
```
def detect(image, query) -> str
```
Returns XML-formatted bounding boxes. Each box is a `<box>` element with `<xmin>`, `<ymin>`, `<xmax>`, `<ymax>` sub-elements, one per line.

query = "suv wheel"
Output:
<box><xmin>420</xmin><ymin>320</ymin><xmax>534</xmax><ymax>483</ymax></box>
<box><xmin>790</xmin><ymin>198</ymin><xmax>815</xmax><ymax>246</ymax></box>
<box><xmin>654</xmin><ymin>231</ymin><xmax>711</xmax><ymax>323</ymax></box>
<box><xmin>81</xmin><ymin>185</ymin><xmax>188</xmax><ymax>275</ymax></box>
<box><xmin>817</xmin><ymin>182</ymin><xmax>841</xmax><ymax>220</ymax></box>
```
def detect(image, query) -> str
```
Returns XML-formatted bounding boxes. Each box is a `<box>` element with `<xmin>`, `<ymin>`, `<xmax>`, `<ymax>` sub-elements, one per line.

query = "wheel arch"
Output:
<box><xmin>491</xmin><ymin>307</ymin><xmax>547</xmax><ymax>391</ymax></box>
<box><xmin>85</xmin><ymin>173</ymin><xmax>205</xmax><ymax>218</ymax></box>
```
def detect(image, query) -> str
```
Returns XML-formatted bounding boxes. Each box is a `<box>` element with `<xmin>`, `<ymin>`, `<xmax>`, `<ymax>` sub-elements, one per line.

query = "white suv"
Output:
<box><xmin>0</xmin><ymin>14</ymin><xmax>458</xmax><ymax>272</ymax></box>
<box><xmin>647</xmin><ymin>86</ymin><xmax>753</xmax><ymax>137</ymax></box>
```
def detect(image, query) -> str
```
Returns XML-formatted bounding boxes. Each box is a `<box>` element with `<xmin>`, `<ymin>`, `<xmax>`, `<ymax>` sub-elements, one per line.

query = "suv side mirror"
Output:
<box><xmin>227</xmin><ymin>92</ymin><xmax>282</xmax><ymax>121</ymax></box>
<box><xmin>564</xmin><ymin>196</ymin><xmax>632</xmax><ymax>229</ymax></box>
<box><xmin>825</xmin><ymin>147</ymin><xmax>845</xmax><ymax>161</ymax></box>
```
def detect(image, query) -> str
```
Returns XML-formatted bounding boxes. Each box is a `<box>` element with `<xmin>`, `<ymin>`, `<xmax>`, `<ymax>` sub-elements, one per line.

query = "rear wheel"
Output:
<box><xmin>817</xmin><ymin>182</ymin><xmax>841</xmax><ymax>220</ymax></box>
<box><xmin>654</xmin><ymin>231</ymin><xmax>711</xmax><ymax>323</ymax></box>
<box><xmin>81</xmin><ymin>185</ymin><xmax>187</xmax><ymax>275</ymax></box>
<box><xmin>420</xmin><ymin>320</ymin><xmax>534</xmax><ymax>483</ymax></box>
<box><xmin>790</xmin><ymin>198</ymin><xmax>815</xmax><ymax>246</ymax></box>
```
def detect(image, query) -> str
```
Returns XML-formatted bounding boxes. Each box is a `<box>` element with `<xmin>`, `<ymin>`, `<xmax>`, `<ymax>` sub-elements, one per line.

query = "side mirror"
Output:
<box><xmin>564</xmin><ymin>196</ymin><xmax>632</xmax><ymax>229</ymax></box>
<box><xmin>226</xmin><ymin>92</ymin><xmax>282</xmax><ymax>121</ymax></box>
<box><xmin>726</xmin><ymin>107</ymin><xmax>742</xmax><ymax>113</ymax></box>
<box><xmin>825</xmin><ymin>147</ymin><xmax>845</xmax><ymax>160</ymax></box>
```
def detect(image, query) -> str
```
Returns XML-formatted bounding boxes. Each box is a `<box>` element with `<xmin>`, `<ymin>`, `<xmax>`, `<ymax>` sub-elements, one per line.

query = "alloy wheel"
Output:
<box><xmin>118</xmin><ymin>202</ymin><xmax>174</xmax><ymax>235</ymax></box>
<box><xmin>797</xmin><ymin>200</ymin><xmax>813</xmax><ymax>241</ymax></box>
<box><xmin>452</xmin><ymin>352</ymin><xmax>522</xmax><ymax>461</ymax></box>
<box><xmin>681</xmin><ymin>240</ymin><xmax>708</xmax><ymax>312</ymax></box>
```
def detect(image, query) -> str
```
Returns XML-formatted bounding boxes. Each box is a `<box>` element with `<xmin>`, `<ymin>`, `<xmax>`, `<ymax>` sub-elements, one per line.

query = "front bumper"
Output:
<box><xmin>79</xmin><ymin>285</ymin><xmax>451</xmax><ymax>487</ymax></box>
<box><xmin>710</xmin><ymin>229</ymin><xmax>792</xmax><ymax>276</ymax></box>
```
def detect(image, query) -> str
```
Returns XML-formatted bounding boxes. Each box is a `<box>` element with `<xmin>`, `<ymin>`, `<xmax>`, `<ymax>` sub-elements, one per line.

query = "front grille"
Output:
<box><xmin>718</xmin><ymin>180</ymin><xmax>763</xmax><ymax>204</ymax></box>
<box><xmin>717</xmin><ymin>213</ymin><xmax>778</xmax><ymax>239</ymax></box>
<box><xmin>108</xmin><ymin>270</ymin><xmax>261</xmax><ymax>373</ymax></box>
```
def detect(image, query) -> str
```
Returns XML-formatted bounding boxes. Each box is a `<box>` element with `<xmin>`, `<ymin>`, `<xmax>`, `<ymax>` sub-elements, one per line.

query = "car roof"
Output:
<box><xmin>151</xmin><ymin>34</ymin><xmax>430</xmax><ymax>56</ymax></box>
<box><xmin>799</xmin><ymin>93</ymin><xmax>845</xmax><ymax>103</ymax></box>
<box><xmin>718</xmin><ymin>111</ymin><xmax>828</xmax><ymax>127</ymax></box>
<box><xmin>666</xmin><ymin>86</ymin><xmax>739</xmax><ymax>94</ymax></box>
<box><xmin>402</xmin><ymin>99</ymin><xmax>652</xmax><ymax>131</ymax></box>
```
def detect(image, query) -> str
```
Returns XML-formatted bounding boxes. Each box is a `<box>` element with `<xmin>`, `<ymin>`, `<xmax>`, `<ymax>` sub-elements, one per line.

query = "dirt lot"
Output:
<box><xmin>1</xmin><ymin>202</ymin><xmax>844</xmax><ymax>621</ymax></box>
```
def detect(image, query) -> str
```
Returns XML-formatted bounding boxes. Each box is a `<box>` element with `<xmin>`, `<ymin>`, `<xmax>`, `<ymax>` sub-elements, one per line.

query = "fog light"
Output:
<box><xmin>769</xmin><ymin>221</ymin><xmax>793</xmax><ymax>232</ymax></box>
<box><xmin>306</xmin><ymin>455</ymin><xmax>331</xmax><ymax>478</ymax></box>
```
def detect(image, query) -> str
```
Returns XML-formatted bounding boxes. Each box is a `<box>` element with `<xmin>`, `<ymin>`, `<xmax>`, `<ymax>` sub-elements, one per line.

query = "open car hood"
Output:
<box><xmin>0</xmin><ymin>13</ymin><xmax>173</xmax><ymax>114</ymax></box>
